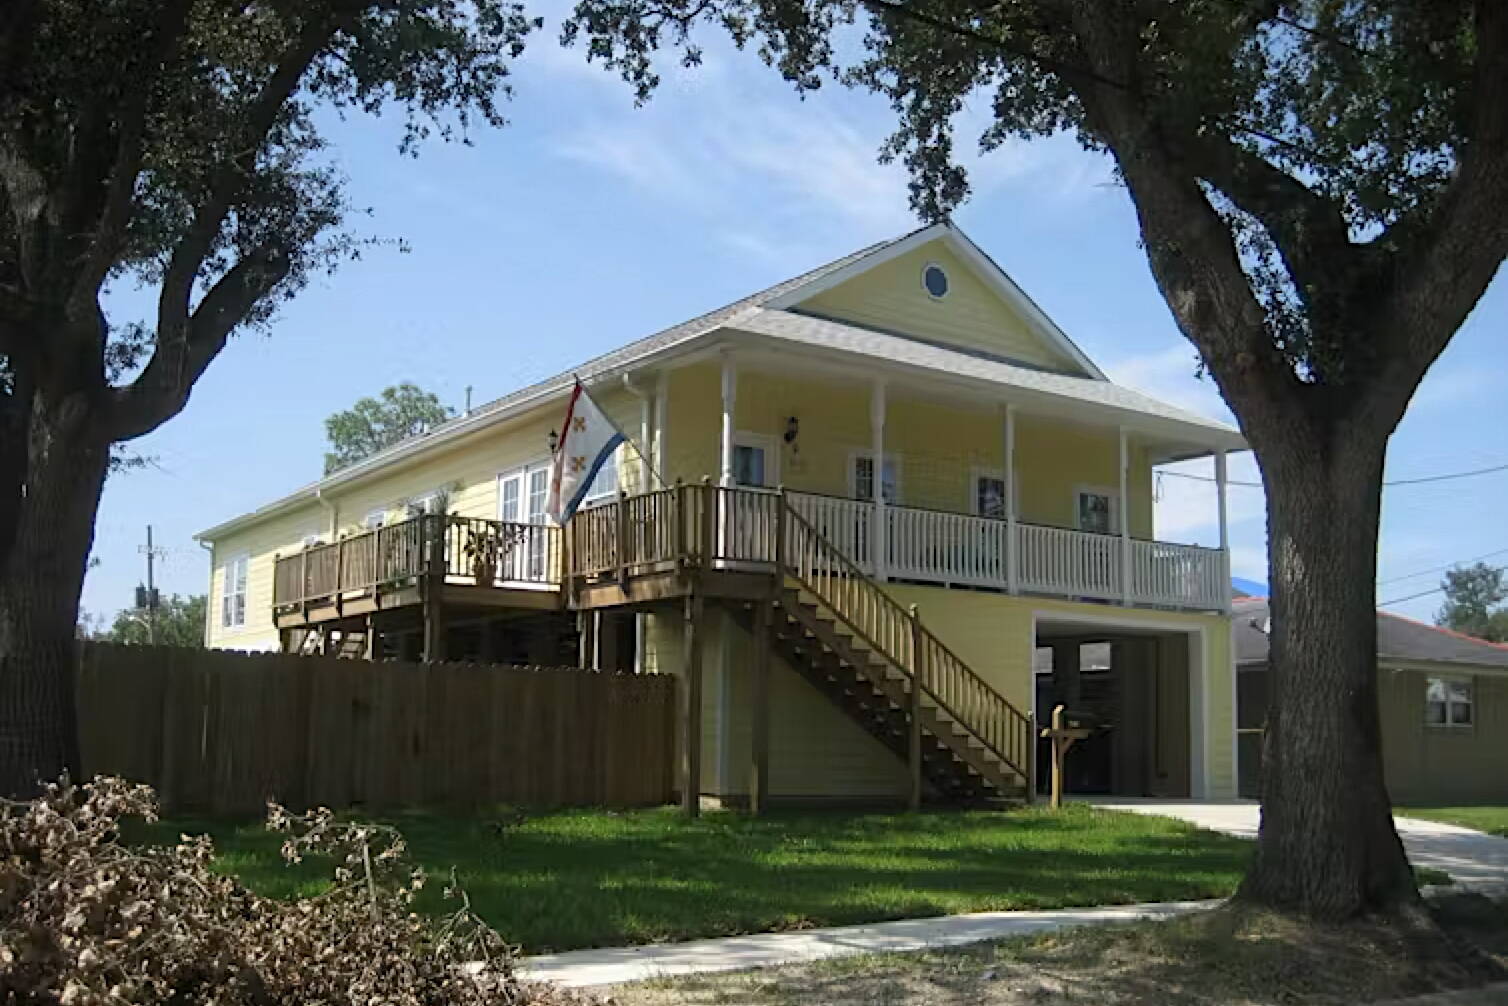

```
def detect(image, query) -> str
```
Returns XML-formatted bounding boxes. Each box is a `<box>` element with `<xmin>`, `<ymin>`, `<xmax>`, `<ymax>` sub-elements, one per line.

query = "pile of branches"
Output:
<box><xmin>0</xmin><ymin>777</ymin><xmax>588</xmax><ymax>1005</ymax></box>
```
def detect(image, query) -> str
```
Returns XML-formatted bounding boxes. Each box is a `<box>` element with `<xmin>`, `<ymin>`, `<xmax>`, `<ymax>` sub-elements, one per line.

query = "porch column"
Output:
<box><xmin>1004</xmin><ymin>404</ymin><xmax>1018</xmax><ymax>594</ymax></box>
<box><xmin>654</xmin><ymin>370</ymin><xmax>670</xmax><ymax>479</ymax></box>
<box><xmin>719</xmin><ymin>351</ymin><xmax>737</xmax><ymax>487</ymax></box>
<box><xmin>870</xmin><ymin>379</ymin><xmax>887</xmax><ymax>581</ymax></box>
<box><xmin>1216</xmin><ymin>448</ymin><xmax>1231</xmax><ymax>612</ymax></box>
<box><xmin>1118</xmin><ymin>426</ymin><xmax>1132</xmax><ymax>605</ymax></box>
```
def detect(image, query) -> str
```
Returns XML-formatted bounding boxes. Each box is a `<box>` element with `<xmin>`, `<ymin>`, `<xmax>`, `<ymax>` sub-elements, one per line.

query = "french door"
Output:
<box><xmin>498</xmin><ymin>462</ymin><xmax>552</xmax><ymax>581</ymax></box>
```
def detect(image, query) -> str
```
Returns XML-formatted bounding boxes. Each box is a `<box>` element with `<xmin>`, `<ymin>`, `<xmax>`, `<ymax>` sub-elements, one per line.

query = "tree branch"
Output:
<box><xmin>1173</xmin><ymin>134</ymin><xmax>1355</xmax><ymax>312</ymax></box>
<box><xmin>108</xmin><ymin>246</ymin><xmax>291</xmax><ymax>441</ymax></box>
<box><xmin>1062</xmin><ymin>0</ymin><xmax>1302</xmax><ymax>436</ymax></box>
<box><xmin>153</xmin><ymin>10</ymin><xmax>339</xmax><ymax>347</ymax></box>
<box><xmin>65</xmin><ymin>0</ymin><xmax>196</xmax><ymax>314</ymax></box>
<box><xmin>1365</xmin><ymin>0</ymin><xmax>1508</xmax><ymax>422</ymax></box>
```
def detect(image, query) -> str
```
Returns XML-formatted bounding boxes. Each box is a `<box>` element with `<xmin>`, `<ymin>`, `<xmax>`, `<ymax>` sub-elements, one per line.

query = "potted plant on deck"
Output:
<box><xmin>462</xmin><ymin>522</ymin><xmax>502</xmax><ymax>586</ymax></box>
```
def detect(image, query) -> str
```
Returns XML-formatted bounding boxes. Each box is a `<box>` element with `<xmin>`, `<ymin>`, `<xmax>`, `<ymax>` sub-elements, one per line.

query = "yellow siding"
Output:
<box><xmin>724</xmin><ymin>367</ymin><xmax>1155</xmax><ymax>537</ymax></box>
<box><xmin>205</xmin><ymin>503</ymin><xmax>325</xmax><ymax>651</ymax></box>
<box><xmin>698</xmin><ymin>586</ymin><xmax>1234</xmax><ymax>801</ymax></box>
<box><xmin>1380</xmin><ymin>669</ymin><xmax>1508</xmax><ymax>805</ymax></box>
<box><xmin>795</xmin><ymin>241</ymin><xmax>1086</xmax><ymax>374</ymax></box>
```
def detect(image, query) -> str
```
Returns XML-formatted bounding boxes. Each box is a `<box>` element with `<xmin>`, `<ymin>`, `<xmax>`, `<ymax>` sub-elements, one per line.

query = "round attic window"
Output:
<box><xmin>922</xmin><ymin>262</ymin><xmax>949</xmax><ymax>299</ymax></box>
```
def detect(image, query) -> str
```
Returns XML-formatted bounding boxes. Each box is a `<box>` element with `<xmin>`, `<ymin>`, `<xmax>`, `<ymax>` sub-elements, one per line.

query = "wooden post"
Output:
<box><xmin>578</xmin><ymin>610</ymin><xmax>597</xmax><ymax>670</ymax></box>
<box><xmin>774</xmin><ymin>485</ymin><xmax>788</xmax><ymax>576</ymax></box>
<box><xmin>672</xmin><ymin>479</ymin><xmax>687</xmax><ymax>568</ymax></box>
<box><xmin>422</xmin><ymin>515</ymin><xmax>447</xmax><ymax>663</ymax></box>
<box><xmin>1050</xmin><ymin>705</ymin><xmax>1066</xmax><ymax>809</ymax></box>
<box><xmin>617</xmin><ymin>489</ymin><xmax>630</xmax><ymax>586</ymax></box>
<box><xmin>681</xmin><ymin>592</ymin><xmax>704</xmax><ymax>817</ymax></box>
<box><xmin>700</xmin><ymin>476</ymin><xmax>716</xmax><ymax>567</ymax></box>
<box><xmin>908</xmin><ymin>603</ymin><xmax>924</xmax><ymax>812</ymax></box>
<box><xmin>363</xmin><ymin>615</ymin><xmax>376</xmax><ymax>661</ymax></box>
<box><xmin>750</xmin><ymin>597</ymin><xmax>771</xmax><ymax>815</ymax></box>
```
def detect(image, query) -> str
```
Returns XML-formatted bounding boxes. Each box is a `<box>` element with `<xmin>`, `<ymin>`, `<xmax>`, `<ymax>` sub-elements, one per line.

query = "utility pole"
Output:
<box><xmin>137</xmin><ymin>525</ymin><xmax>166</xmax><ymax>644</ymax></box>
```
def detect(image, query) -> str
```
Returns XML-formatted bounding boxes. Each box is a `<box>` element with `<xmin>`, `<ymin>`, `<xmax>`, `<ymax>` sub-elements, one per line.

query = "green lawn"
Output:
<box><xmin>133</xmin><ymin>805</ymin><xmax>1253</xmax><ymax>953</ymax></box>
<box><xmin>1398</xmin><ymin>806</ymin><xmax>1508</xmax><ymax>837</ymax></box>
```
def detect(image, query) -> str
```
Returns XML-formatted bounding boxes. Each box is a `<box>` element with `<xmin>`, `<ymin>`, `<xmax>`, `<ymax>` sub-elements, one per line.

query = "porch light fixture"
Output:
<box><xmin>548</xmin><ymin>429</ymin><xmax>559</xmax><ymax>455</ymax></box>
<box><xmin>783</xmin><ymin>416</ymin><xmax>800</xmax><ymax>453</ymax></box>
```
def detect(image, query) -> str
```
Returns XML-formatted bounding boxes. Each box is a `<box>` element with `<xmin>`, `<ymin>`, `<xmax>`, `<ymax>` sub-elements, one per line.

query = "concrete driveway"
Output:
<box><xmin>1087</xmin><ymin>799</ymin><xmax>1508</xmax><ymax>889</ymax></box>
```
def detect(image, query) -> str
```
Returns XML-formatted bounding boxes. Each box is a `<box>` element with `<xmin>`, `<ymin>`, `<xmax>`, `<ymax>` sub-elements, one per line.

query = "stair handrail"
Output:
<box><xmin>778</xmin><ymin>496</ymin><xmax>1033</xmax><ymax>784</ymax></box>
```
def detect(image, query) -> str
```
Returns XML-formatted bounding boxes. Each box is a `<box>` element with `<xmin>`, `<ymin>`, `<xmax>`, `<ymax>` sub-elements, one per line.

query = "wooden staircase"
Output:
<box><xmin>735</xmin><ymin>500</ymin><xmax>1035</xmax><ymax>806</ymax></box>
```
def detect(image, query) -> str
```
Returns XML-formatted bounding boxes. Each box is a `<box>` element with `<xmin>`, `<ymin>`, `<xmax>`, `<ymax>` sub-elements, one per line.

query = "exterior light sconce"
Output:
<box><xmin>548</xmin><ymin>429</ymin><xmax>559</xmax><ymax>455</ymax></box>
<box><xmin>783</xmin><ymin>416</ymin><xmax>800</xmax><ymax>453</ymax></box>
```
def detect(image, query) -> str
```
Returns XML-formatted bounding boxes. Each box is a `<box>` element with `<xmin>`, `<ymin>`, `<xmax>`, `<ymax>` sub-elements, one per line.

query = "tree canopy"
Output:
<box><xmin>324</xmin><ymin>383</ymin><xmax>454</xmax><ymax>474</ymax></box>
<box><xmin>95</xmin><ymin>594</ymin><xmax>209</xmax><ymax>648</ymax></box>
<box><xmin>1437</xmin><ymin>562</ymin><xmax>1508</xmax><ymax>643</ymax></box>
<box><xmin>0</xmin><ymin>1</ymin><xmax>539</xmax><ymax>797</ymax></box>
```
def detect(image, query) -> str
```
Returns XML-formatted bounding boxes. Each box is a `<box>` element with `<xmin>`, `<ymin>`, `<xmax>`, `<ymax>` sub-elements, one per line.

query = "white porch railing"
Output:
<box><xmin>786</xmin><ymin>492</ymin><xmax>1226</xmax><ymax>612</ymax></box>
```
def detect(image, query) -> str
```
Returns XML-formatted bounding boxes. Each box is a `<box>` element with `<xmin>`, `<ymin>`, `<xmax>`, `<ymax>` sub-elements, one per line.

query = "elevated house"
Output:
<box><xmin>197</xmin><ymin>223</ymin><xmax>1245</xmax><ymax>808</ymax></box>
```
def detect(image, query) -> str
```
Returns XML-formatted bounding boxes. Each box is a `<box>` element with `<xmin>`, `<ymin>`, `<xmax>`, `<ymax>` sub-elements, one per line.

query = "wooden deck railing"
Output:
<box><xmin>272</xmin><ymin>514</ymin><xmax>561</xmax><ymax>609</ymax></box>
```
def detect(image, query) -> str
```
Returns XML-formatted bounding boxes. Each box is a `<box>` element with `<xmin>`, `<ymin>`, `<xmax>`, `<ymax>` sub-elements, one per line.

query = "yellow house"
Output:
<box><xmin>197</xmin><ymin>223</ymin><xmax>1247</xmax><ymax>808</ymax></box>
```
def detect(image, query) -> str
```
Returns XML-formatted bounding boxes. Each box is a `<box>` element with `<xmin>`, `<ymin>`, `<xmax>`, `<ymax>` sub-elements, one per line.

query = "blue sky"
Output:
<box><xmin>82</xmin><ymin>7</ymin><xmax>1508</xmax><ymax>628</ymax></box>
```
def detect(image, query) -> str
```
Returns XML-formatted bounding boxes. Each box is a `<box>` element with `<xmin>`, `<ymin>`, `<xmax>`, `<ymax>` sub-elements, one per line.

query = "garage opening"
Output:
<box><xmin>1033</xmin><ymin>624</ymin><xmax>1198</xmax><ymax>799</ymax></box>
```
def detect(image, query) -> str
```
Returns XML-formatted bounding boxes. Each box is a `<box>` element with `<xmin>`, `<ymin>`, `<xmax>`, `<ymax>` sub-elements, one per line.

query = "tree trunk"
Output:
<box><xmin>1236</xmin><ymin>429</ymin><xmax>1418</xmax><ymax>918</ymax></box>
<box><xmin>0</xmin><ymin>390</ymin><xmax>111</xmax><ymax>796</ymax></box>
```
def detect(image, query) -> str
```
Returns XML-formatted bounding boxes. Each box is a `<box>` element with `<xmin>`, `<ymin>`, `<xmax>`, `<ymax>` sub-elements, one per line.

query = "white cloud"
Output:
<box><xmin>1103</xmin><ymin>343</ymin><xmax>1234</xmax><ymax>423</ymax></box>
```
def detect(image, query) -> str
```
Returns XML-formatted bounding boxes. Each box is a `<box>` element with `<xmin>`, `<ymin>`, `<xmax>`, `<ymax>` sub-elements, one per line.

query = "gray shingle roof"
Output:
<box><xmin>730</xmin><ymin>308</ymin><xmax>1243</xmax><ymax>444</ymax></box>
<box><xmin>1233</xmin><ymin>597</ymin><xmax>1508</xmax><ymax>670</ymax></box>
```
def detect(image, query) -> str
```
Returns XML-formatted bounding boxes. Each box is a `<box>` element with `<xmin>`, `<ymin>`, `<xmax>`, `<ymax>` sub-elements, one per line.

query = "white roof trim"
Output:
<box><xmin>764</xmin><ymin>222</ymin><xmax>1108</xmax><ymax>380</ymax></box>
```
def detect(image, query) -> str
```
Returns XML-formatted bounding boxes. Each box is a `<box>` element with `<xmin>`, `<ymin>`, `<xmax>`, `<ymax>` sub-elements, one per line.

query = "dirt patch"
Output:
<box><xmin>608</xmin><ymin>895</ymin><xmax>1508</xmax><ymax>1006</ymax></box>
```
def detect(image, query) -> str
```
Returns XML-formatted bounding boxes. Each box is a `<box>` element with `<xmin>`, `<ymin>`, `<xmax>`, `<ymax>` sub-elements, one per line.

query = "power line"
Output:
<box><xmin>1377</xmin><ymin>586</ymin><xmax>1444</xmax><ymax>608</ymax></box>
<box><xmin>1377</xmin><ymin>546</ymin><xmax>1508</xmax><ymax>586</ymax></box>
<box><xmin>1158</xmin><ymin>460</ymin><xmax>1508</xmax><ymax>490</ymax></box>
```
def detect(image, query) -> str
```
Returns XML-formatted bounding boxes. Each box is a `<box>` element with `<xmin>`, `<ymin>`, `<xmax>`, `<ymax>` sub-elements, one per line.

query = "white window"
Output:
<box><xmin>1425</xmin><ymin>677</ymin><xmax>1473</xmax><ymax>727</ymax></box>
<box><xmin>851</xmin><ymin>452</ymin><xmax>899</xmax><ymax>505</ymax></box>
<box><xmin>221</xmin><ymin>554</ymin><xmax>248</xmax><ymax>629</ymax></box>
<box><xmin>581</xmin><ymin>446</ymin><xmax>621</xmax><ymax>507</ymax></box>
<box><xmin>1074</xmin><ymin>486</ymin><xmax>1120</xmax><ymax>535</ymax></box>
<box><xmin>733</xmin><ymin>433</ymin><xmax>778</xmax><ymax>488</ymax></box>
<box><xmin>498</xmin><ymin>462</ymin><xmax>552</xmax><ymax>525</ymax></box>
<box><xmin>364</xmin><ymin>507</ymin><xmax>386</xmax><ymax>530</ymax></box>
<box><xmin>406</xmin><ymin>490</ymin><xmax>445</xmax><ymax>518</ymax></box>
<box><xmin>971</xmin><ymin>468</ymin><xmax>1020</xmax><ymax>519</ymax></box>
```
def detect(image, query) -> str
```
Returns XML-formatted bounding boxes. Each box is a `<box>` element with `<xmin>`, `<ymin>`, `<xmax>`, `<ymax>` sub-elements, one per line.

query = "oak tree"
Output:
<box><xmin>562</xmin><ymin>0</ymin><xmax>1508</xmax><ymax>918</ymax></box>
<box><xmin>0</xmin><ymin>0</ymin><xmax>538</xmax><ymax>794</ymax></box>
<box><xmin>324</xmin><ymin>382</ymin><xmax>454</xmax><ymax>473</ymax></box>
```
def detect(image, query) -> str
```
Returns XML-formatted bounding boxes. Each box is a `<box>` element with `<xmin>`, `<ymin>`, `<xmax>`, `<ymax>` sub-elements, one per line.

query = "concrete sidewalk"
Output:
<box><xmin>519</xmin><ymin>898</ymin><xmax>1220</xmax><ymax>988</ymax></box>
<box><xmin>1086</xmin><ymin>799</ymin><xmax>1508</xmax><ymax>889</ymax></box>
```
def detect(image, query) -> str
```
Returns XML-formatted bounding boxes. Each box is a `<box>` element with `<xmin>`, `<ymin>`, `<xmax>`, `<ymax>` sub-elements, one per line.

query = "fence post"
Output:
<box><xmin>908</xmin><ymin>603</ymin><xmax>924</xmax><ymax>813</ymax></box>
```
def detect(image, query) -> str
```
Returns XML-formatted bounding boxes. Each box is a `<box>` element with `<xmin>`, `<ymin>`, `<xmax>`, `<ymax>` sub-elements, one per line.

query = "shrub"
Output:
<box><xmin>0</xmin><ymin>777</ymin><xmax>588</xmax><ymax>1005</ymax></box>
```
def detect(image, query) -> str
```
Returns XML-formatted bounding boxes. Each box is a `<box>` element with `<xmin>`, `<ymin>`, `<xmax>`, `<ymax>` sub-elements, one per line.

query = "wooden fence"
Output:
<box><xmin>75</xmin><ymin>643</ymin><xmax>677</xmax><ymax>815</ymax></box>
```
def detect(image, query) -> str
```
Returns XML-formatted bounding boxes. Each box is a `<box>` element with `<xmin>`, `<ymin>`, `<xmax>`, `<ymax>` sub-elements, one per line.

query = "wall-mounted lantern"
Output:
<box><xmin>783</xmin><ymin>416</ymin><xmax>800</xmax><ymax>453</ymax></box>
<box><xmin>548</xmin><ymin>429</ymin><xmax>559</xmax><ymax>455</ymax></box>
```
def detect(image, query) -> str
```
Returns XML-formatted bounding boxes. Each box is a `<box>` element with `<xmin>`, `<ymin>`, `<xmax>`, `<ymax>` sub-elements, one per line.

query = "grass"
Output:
<box><xmin>615</xmin><ymin>894</ymin><xmax>1508</xmax><ymax>1005</ymax></box>
<box><xmin>133</xmin><ymin>805</ymin><xmax>1255</xmax><ymax>954</ymax></box>
<box><xmin>1400</xmin><ymin>806</ymin><xmax>1508</xmax><ymax>838</ymax></box>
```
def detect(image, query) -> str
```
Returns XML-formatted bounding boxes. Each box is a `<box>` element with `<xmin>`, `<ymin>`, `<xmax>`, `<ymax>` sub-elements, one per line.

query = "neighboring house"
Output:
<box><xmin>1235</xmin><ymin>597</ymin><xmax>1508</xmax><ymax>804</ymax></box>
<box><xmin>197</xmin><ymin>222</ymin><xmax>1246</xmax><ymax>807</ymax></box>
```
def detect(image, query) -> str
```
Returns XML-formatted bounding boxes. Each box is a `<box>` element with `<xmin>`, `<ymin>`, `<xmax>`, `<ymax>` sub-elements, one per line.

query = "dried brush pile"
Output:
<box><xmin>0</xmin><ymin>777</ymin><xmax>590</xmax><ymax>1005</ymax></box>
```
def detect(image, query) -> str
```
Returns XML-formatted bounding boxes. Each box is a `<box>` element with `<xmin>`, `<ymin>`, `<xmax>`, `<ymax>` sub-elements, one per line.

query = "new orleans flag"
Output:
<box><xmin>546</xmin><ymin>379</ymin><xmax>627</xmax><ymax>524</ymax></box>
